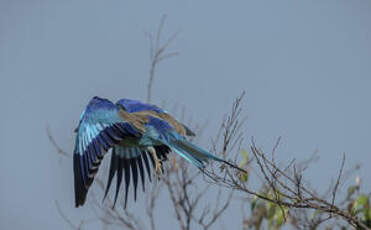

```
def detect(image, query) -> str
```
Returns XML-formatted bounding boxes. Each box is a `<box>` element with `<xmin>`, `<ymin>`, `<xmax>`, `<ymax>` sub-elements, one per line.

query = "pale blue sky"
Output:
<box><xmin>1</xmin><ymin>0</ymin><xmax>371</xmax><ymax>229</ymax></box>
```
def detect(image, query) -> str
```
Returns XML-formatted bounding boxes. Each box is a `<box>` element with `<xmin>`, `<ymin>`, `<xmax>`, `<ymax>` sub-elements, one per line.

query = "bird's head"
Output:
<box><xmin>90</xmin><ymin>96</ymin><xmax>107</xmax><ymax>104</ymax></box>
<box><xmin>116</xmin><ymin>98</ymin><xmax>163</xmax><ymax>113</ymax></box>
<box><xmin>116</xmin><ymin>98</ymin><xmax>141</xmax><ymax>111</ymax></box>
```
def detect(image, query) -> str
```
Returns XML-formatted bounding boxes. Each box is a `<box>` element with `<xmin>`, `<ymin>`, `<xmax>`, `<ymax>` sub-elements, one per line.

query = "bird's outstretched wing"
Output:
<box><xmin>73</xmin><ymin>96</ymin><xmax>141</xmax><ymax>207</ymax></box>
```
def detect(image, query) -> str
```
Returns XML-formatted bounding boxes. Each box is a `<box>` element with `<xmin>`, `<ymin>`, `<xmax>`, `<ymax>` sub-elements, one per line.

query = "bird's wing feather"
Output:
<box><xmin>104</xmin><ymin>145</ymin><xmax>171</xmax><ymax>208</ymax></box>
<box><xmin>73</xmin><ymin>97</ymin><xmax>141</xmax><ymax>207</ymax></box>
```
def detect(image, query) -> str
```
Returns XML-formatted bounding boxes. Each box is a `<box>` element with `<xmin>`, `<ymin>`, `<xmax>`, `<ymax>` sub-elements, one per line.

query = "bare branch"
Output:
<box><xmin>146</xmin><ymin>15</ymin><xmax>179</xmax><ymax>103</ymax></box>
<box><xmin>47</xmin><ymin>125</ymin><xmax>70</xmax><ymax>157</ymax></box>
<box><xmin>55</xmin><ymin>201</ymin><xmax>82</xmax><ymax>230</ymax></box>
<box><xmin>332</xmin><ymin>153</ymin><xmax>345</xmax><ymax>206</ymax></box>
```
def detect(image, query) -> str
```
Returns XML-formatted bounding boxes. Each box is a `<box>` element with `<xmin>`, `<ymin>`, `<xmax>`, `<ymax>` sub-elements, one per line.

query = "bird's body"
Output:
<box><xmin>73</xmin><ymin>96</ymin><xmax>231</xmax><ymax>208</ymax></box>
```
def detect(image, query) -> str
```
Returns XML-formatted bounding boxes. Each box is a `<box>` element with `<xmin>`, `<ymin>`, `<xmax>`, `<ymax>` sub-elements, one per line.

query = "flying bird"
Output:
<box><xmin>73</xmin><ymin>96</ymin><xmax>239</xmax><ymax>208</ymax></box>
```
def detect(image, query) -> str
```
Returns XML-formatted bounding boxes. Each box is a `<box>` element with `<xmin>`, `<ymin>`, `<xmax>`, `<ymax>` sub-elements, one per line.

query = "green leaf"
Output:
<box><xmin>268</xmin><ymin>217</ymin><xmax>274</xmax><ymax>229</ymax></box>
<box><xmin>356</xmin><ymin>194</ymin><xmax>368</xmax><ymax>207</ymax></box>
<box><xmin>353</xmin><ymin>194</ymin><xmax>369</xmax><ymax>213</ymax></box>
<box><xmin>239</xmin><ymin>149</ymin><xmax>249</xmax><ymax>167</ymax></box>
<box><xmin>363</xmin><ymin>207</ymin><xmax>371</xmax><ymax>222</ymax></box>
<box><xmin>240</xmin><ymin>172</ymin><xmax>248</xmax><ymax>182</ymax></box>
<box><xmin>241</xmin><ymin>149</ymin><xmax>248</xmax><ymax>159</ymax></box>
<box><xmin>267</xmin><ymin>202</ymin><xmax>276</xmax><ymax>220</ymax></box>
<box><xmin>367</xmin><ymin>208</ymin><xmax>371</xmax><ymax>221</ymax></box>
<box><xmin>274</xmin><ymin>207</ymin><xmax>288</xmax><ymax>228</ymax></box>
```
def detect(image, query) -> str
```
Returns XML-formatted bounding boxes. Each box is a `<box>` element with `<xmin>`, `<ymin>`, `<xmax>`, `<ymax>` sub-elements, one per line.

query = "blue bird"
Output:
<box><xmin>73</xmin><ymin>96</ymin><xmax>239</xmax><ymax>208</ymax></box>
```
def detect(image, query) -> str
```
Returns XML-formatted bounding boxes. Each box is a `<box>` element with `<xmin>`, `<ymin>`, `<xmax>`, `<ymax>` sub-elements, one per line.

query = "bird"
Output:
<box><xmin>73</xmin><ymin>96</ymin><xmax>240</xmax><ymax>208</ymax></box>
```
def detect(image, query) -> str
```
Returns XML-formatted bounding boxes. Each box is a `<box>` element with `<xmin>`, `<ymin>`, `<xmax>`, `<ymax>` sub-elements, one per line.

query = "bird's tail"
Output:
<box><xmin>168</xmin><ymin>138</ymin><xmax>246</xmax><ymax>173</ymax></box>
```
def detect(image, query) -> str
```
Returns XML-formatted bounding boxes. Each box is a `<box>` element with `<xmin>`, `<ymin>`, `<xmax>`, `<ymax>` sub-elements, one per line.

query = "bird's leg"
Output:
<box><xmin>148</xmin><ymin>147</ymin><xmax>162</xmax><ymax>176</ymax></box>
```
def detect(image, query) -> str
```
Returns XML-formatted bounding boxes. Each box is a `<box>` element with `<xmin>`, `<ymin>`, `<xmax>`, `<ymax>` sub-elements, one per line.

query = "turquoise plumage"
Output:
<box><xmin>73</xmin><ymin>96</ymin><xmax>232</xmax><ymax>208</ymax></box>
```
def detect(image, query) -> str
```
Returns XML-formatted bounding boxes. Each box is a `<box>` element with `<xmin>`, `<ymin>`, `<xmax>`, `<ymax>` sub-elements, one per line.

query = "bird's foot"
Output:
<box><xmin>154</xmin><ymin>159</ymin><xmax>163</xmax><ymax>176</ymax></box>
<box><xmin>148</xmin><ymin>147</ymin><xmax>162</xmax><ymax>177</ymax></box>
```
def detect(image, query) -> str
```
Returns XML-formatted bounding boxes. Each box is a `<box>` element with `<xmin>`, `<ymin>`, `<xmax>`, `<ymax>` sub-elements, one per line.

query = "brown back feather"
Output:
<box><xmin>130</xmin><ymin>110</ymin><xmax>187</xmax><ymax>136</ymax></box>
